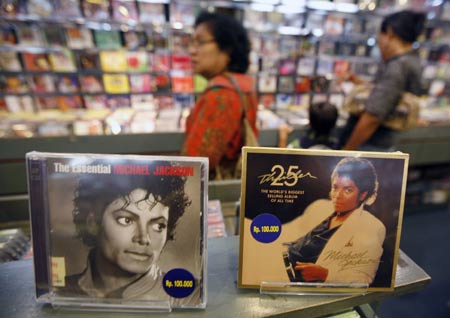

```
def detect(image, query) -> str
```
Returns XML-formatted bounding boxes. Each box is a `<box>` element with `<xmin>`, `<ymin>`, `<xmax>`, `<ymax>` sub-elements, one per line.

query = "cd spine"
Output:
<box><xmin>27</xmin><ymin>156</ymin><xmax>50</xmax><ymax>299</ymax></box>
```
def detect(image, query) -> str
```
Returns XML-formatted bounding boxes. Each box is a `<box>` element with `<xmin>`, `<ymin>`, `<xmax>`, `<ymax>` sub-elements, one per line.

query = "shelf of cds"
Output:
<box><xmin>1</xmin><ymin>0</ymin><xmax>450</xmax><ymax>139</ymax></box>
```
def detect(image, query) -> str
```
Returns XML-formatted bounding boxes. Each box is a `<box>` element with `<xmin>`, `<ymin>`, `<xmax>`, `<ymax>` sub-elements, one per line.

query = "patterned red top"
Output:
<box><xmin>181</xmin><ymin>73</ymin><xmax>258</xmax><ymax>171</ymax></box>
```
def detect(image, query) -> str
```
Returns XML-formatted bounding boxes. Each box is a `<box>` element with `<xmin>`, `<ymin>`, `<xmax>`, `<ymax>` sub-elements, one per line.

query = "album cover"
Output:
<box><xmin>238</xmin><ymin>147</ymin><xmax>409</xmax><ymax>292</ymax></box>
<box><xmin>262</xmin><ymin>38</ymin><xmax>279</xmax><ymax>57</ymax></box>
<box><xmin>169</xmin><ymin>1</ymin><xmax>195</xmax><ymax>27</ymax></box>
<box><xmin>22</xmin><ymin>53</ymin><xmax>51</xmax><ymax>72</ymax></box>
<box><xmin>0</xmin><ymin>51</ymin><xmax>22</xmax><ymax>71</ymax></box>
<box><xmin>171</xmin><ymin>33</ymin><xmax>191</xmax><ymax>54</ymax></box>
<box><xmin>280</xmin><ymin>12</ymin><xmax>304</xmax><ymax>30</ymax></box>
<box><xmin>171</xmin><ymin>75</ymin><xmax>193</xmax><ymax>93</ymax></box>
<box><xmin>56</xmin><ymin>95</ymin><xmax>84</xmax><ymax>110</ymax></box>
<box><xmin>66</xmin><ymin>28</ymin><xmax>94</xmax><ymax>49</ymax></box>
<box><xmin>138</xmin><ymin>2</ymin><xmax>166</xmax><ymax>26</ymax></box>
<box><xmin>324</xmin><ymin>14</ymin><xmax>345</xmax><ymax>36</ymax></box>
<box><xmin>305</xmin><ymin>12</ymin><xmax>324</xmax><ymax>32</ymax></box>
<box><xmin>0</xmin><ymin>0</ymin><xmax>26</xmax><ymax>16</ymax></box>
<box><xmin>155</xmin><ymin>94</ymin><xmax>174</xmax><ymax>110</ymax></box>
<box><xmin>34</xmin><ymin>96</ymin><xmax>58</xmax><ymax>110</ymax></box>
<box><xmin>129</xmin><ymin>74</ymin><xmax>153</xmax><ymax>93</ymax></box>
<box><xmin>55</xmin><ymin>75</ymin><xmax>79</xmax><ymax>93</ymax></box>
<box><xmin>131</xmin><ymin>94</ymin><xmax>156</xmax><ymax>110</ymax></box>
<box><xmin>344</xmin><ymin>16</ymin><xmax>363</xmax><ymax>36</ymax></box>
<box><xmin>16</xmin><ymin>24</ymin><xmax>46</xmax><ymax>46</ymax></box>
<box><xmin>277</xmin><ymin>76</ymin><xmax>295</xmax><ymax>93</ymax></box>
<box><xmin>150</xmin><ymin>31</ymin><xmax>169</xmax><ymax>51</ymax></box>
<box><xmin>299</xmin><ymin>39</ymin><xmax>316</xmax><ymax>57</ymax></box>
<box><xmin>83</xmin><ymin>94</ymin><xmax>108</xmax><ymax>109</ymax></box>
<box><xmin>259</xmin><ymin>93</ymin><xmax>276</xmax><ymax>109</ymax></box>
<box><xmin>111</xmin><ymin>0</ymin><xmax>138</xmax><ymax>24</ymax></box>
<box><xmin>311</xmin><ymin>75</ymin><xmax>330</xmax><ymax>93</ymax></box>
<box><xmin>295</xmin><ymin>76</ymin><xmax>312</xmax><ymax>93</ymax></box>
<box><xmin>155</xmin><ymin>108</ymin><xmax>182</xmax><ymax>132</ymax></box>
<box><xmin>103</xmin><ymin>74</ymin><xmax>130</xmax><ymax>94</ymax></box>
<box><xmin>79</xmin><ymin>75</ymin><xmax>103</xmax><ymax>93</ymax></box>
<box><xmin>26</xmin><ymin>0</ymin><xmax>54</xmax><ymax>18</ymax></box>
<box><xmin>171</xmin><ymin>54</ymin><xmax>191</xmax><ymax>71</ymax></box>
<box><xmin>1</xmin><ymin>74</ymin><xmax>28</xmax><ymax>93</ymax></box>
<box><xmin>173</xmin><ymin>94</ymin><xmax>194</xmax><ymax>109</ymax></box>
<box><xmin>53</xmin><ymin>0</ymin><xmax>82</xmax><ymax>18</ymax></box>
<box><xmin>150</xmin><ymin>53</ymin><xmax>170</xmax><ymax>72</ymax></box>
<box><xmin>126</xmin><ymin>51</ymin><xmax>149</xmax><ymax>72</ymax></box>
<box><xmin>316</xmin><ymin>59</ymin><xmax>334</xmax><ymax>76</ymax></box>
<box><xmin>0</xmin><ymin>24</ymin><xmax>17</xmax><ymax>45</ymax></box>
<box><xmin>334</xmin><ymin>60</ymin><xmax>351</xmax><ymax>76</ymax></box>
<box><xmin>76</xmin><ymin>51</ymin><xmax>100</xmax><ymax>70</ymax></box>
<box><xmin>243</xmin><ymin>9</ymin><xmax>265</xmax><ymax>32</ymax></box>
<box><xmin>107</xmin><ymin>94</ymin><xmax>130</xmax><ymax>109</ymax></box>
<box><xmin>258</xmin><ymin>74</ymin><xmax>277</xmax><ymax>93</ymax></box>
<box><xmin>154</xmin><ymin>74</ymin><xmax>171</xmax><ymax>92</ymax></box>
<box><xmin>275</xmin><ymin>94</ymin><xmax>293</xmax><ymax>110</ymax></box>
<box><xmin>4</xmin><ymin>95</ymin><xmax>34</xmax><ymax>112</ymax></box>
<box><xmin>43</xmin><ymin>27</ymin><xmax>66</xmax><ymax>47</ymax></box>
<box><xmin>29</xmin><ymin>75</ymin><xmax>55</xmax><ymax>93</ymax></box>
<box><xmin>124</xmin><ymin>31</ymin><xmax>147</xmax><ymax>50</ymax></box>
<box><xmin>260</xmin><ymin>56</ymin><xmax>278</xmax><ymax>73</ymax></box>
<box><xmin>336</xmin><ymin>42</ymin><xmax>355</xmax><ymax>56</ymax></box>
<box><xmin>99</xmin><ymin>51</ymin><xmax>127</xmax><ymax>72</ymax></box>
<box><xmin>318</xmin><ymin>40</ymin><xmax>336</xmax><ymax>56</ymax></box>
<box><xmin>73</xmin><ymin>118</ymin><xmax>105</xmax><ymax>136</ymax></box>
<box><xmin>81</xmin><ymin>0</ymin><xmax>110</xmax><ymax>20</ymax></box>
<box><xmin>130</xmin><ymin>110</ymin><xmax>157</xmax><ymax>133</ymax></box>
<box><xmin>296</xmin><ymin>58</ymin><xmax>315</xmax><ymax>76</ymax></box>
<box><xmin>94</xmin><ymin>30</ymin><xmax>122</xmax><ymax>50</ymax></box>
<box><xmin>279</xmin><ymin>37</ymin><xmax>298</xmax><ymax>58</ymax></box>
<box><xmin>278</xmin><ymin>58</ymin><xmax>296</xmax><ymax>75</ymax></box>
<box><xmin>49</xmin><ymin>49</ymin><xmax>77</xmax><ymax>72</ymax></box>
<box><xmin>26</xmin><ymin>152</ymin><xmax>208</xmax><ymax>310</ymax></box>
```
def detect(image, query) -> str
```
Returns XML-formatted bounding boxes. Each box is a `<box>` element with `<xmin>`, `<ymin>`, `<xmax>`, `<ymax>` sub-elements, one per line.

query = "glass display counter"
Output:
<box><xmin>0</xmin><ymin>236</ymin><xmax>430</xmax><ymax>318</ymax></box>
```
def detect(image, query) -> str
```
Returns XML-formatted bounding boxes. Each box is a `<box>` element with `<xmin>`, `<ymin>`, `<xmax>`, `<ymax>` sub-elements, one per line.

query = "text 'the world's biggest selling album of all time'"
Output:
<box><xmin>238</xmin><ymin>147</ymin><xmax>409</xmax><ymax>293</ymax></box>
<box><xmin>26</xmin><ymin>152</ymin><xmax>208</xmax><ymax>311</ymax></box>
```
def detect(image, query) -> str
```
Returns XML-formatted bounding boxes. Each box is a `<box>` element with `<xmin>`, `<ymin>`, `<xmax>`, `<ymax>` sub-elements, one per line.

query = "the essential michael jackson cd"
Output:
<box><xmin>26</xmin><ymin>152</ymin><xmax>208</xmax><ymax>310</ymax></box>
<box><xmin>238</xmin><ymin>147</ymin><xmax>409</xmax><ymax>292</ymax></box>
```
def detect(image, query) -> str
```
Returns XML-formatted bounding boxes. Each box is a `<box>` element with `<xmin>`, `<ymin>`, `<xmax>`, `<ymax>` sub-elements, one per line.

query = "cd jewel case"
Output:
<box><xmin>26</xmin><ymin>152</ymin><xmax>208</xmax><ymax>310</ymax></box>
<box><xmin>238</xmin><ymin>147</ymin><xmax>409</xmax><ymax>292</ymax></box>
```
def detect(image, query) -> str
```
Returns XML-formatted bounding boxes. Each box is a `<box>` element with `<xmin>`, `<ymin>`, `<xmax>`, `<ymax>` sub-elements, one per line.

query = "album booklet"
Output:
<box><xmin>238</xmin><ymin>147</ymin><xmax>409</xmax><ymax>292</ymax></box>
<box><xmin>26</xmin><ymin>152</ymin><xmax>208</xmax><ymax>310</ymax></box>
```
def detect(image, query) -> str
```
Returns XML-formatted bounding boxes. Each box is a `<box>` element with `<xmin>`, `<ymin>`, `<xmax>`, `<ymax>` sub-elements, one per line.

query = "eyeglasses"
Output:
<box><xmin>190</xmin><ymin>38</ymin><xmax>216</xmax><ymax>48</ymax></box>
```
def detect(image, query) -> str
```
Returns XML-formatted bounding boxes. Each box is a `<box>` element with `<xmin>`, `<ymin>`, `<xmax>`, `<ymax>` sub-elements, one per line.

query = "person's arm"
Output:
<box><xmin>182</xmin><ymin>88</ymin><xmax>241</xmax><ymax>169</ymax></box>
<box><xmin>278</xmin><ymin>124</ymin><xmax>293</xmax><ymax>148</ymax></box>
<box><xmin>343</xmin><ymin>112</ymin><xmax>382</xmax><ymax>150</ymax></box>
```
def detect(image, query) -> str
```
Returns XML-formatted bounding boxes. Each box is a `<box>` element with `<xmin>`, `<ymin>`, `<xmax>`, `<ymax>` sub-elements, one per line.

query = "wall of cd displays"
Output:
<box><xmin>0</xmin><ymin>0</ymin><xmax>450</xmax><ymax>137</ymax></box>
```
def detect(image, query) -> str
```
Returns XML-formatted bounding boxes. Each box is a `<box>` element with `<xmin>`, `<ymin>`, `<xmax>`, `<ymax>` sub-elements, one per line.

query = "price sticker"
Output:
<box><xmin>250</xmin><ymin>213</ymin><xmax>282</xmax><ymax>243</ymax></box>
<box><xmin>163</xmin><ymin>268</ymin><xmax>195</xmax><ymax>298</ymax></box>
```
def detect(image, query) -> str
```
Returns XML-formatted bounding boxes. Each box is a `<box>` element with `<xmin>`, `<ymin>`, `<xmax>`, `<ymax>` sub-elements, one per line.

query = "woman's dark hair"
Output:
<box><xmin>380</xmin><ymin>10</ymin><xmax>426</xmax><ymax>43</ymax></box>
<box><xmin>309</xmin><ymin>102</ymin><xmax>338</xmax><ymax>137</ymax></box>
<box><xmin>195</xmin><ymin>11</ymin><xmax>250</xmax><ymax>73</ymax></box>
<box><xmin>73</xmin><ymin>160</ymin><xmax>191</xmax><ymax>247</ymax></box>
<box><xmin>331</xmin><ymin>157</ymin><xmax>378</xmax><ymax>201</ymax></box>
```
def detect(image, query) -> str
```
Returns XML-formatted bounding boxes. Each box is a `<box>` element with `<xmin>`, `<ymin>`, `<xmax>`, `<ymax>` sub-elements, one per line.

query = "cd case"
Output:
<box><xmin>26</xmin><ymin>152</ymin><xmax>208</xmax><ymax>310</ymax></box>
<box><xmin>238</xmin><ymin>147</ymin><xmax>409</xmax><ymax>292</ymax></box>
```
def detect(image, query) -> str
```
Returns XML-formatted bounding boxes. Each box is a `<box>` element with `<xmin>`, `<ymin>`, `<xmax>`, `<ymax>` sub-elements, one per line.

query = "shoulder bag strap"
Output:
<box><xmin>223</xmin><ymin>73</ymin><xmax>247</xmax><ymax>119</ymax></box>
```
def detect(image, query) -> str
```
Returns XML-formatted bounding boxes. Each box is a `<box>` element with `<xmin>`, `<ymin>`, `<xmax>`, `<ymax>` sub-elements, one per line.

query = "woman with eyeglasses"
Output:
<box><xmin>181</xmin><ymin>11</ymin><xmax>258</xmax><ymax>180</ymax></box>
